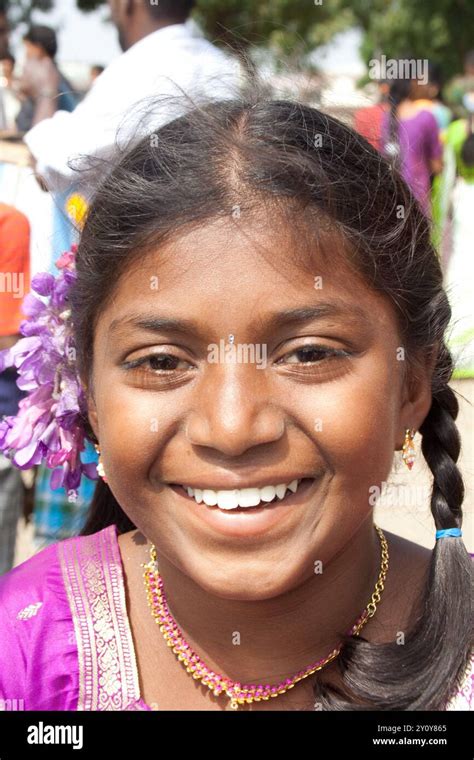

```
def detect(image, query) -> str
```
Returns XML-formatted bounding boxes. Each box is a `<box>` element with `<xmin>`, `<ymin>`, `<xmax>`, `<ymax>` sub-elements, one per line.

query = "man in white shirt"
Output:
<box><xmin>24</xmin><ymin>0</ymin><xmax>241</xmax><ymax>194</ymax></box>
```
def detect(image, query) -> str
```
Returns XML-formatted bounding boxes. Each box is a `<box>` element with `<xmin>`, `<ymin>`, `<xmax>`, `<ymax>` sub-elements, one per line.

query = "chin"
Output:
<box><xmin>189</xmin><ymin>560</ymin><xmax>306</xmax><ymax>602</ymax></box>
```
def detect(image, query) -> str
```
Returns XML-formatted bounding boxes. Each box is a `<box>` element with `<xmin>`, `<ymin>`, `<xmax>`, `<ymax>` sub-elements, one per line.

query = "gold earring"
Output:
<box><xmin>402</xmin><ymin>428</ymin><xmax>416</xmax><ymax>470</ymax></box>
<box><xmin>94</xmin><ymin>444</ymin><xmax>108</xmax><ymax>482</ymax></box>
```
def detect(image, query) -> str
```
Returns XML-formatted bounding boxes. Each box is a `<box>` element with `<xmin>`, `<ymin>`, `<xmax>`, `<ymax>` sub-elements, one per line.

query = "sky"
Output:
<box><xmin>13</xmin><ymin>0</ymin><xmax>121</xmax><ymax>66</ymax></box>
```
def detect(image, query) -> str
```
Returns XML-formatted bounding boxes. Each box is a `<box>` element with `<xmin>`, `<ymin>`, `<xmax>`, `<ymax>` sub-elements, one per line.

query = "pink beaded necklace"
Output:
<box><xmin>142</xmin><ymin>524</ymin><xmax>389</xmax><ymax>710</ymax></box>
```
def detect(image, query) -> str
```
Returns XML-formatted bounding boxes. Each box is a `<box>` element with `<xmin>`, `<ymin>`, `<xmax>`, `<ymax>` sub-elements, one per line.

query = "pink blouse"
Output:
<box><xmin>0</xmin><ymin>524</ymin><xmax>472</xmax><ymax>710</ymax></box>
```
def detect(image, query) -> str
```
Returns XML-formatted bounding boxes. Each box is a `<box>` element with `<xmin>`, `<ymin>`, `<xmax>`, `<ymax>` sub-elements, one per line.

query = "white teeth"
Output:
<box><xmin>202</xmin><ymin>490</ymin><xmax>218</xmax><ymax>506</ymax></box>
<box><xmin>181</xmin><ymin>478</ymin><xmax>302</xmax><ymax>510</ymax></box>
<box><xmin>260</xmin><ymin>485</ymin><xmax>276</xmax><ymax>502</ymax></box>
<box><xmin>237</xmin><ymin>488</ymin><xmax>263</xmax><ymax>507</ymax></box>
<box><xmin>275</xmin><ymin>484</ymin><xmax>287</xmax><ymax>499</ymax></box>
<box><xmin>214</xmin><ymin>490</ymin><xmax>240</xmax><ymax>509</ymax></box>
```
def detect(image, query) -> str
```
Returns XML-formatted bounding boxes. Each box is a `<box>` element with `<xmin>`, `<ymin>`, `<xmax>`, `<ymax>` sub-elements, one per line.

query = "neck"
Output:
<box><xmin>150</xmin><ymin>516</ymin><xmax>381</xmax><ymax>684</ymax></box>
<box><xmin>123</xmin><ymin>19</ymin><xmax>180</xmax><ymax>51</ymax></box>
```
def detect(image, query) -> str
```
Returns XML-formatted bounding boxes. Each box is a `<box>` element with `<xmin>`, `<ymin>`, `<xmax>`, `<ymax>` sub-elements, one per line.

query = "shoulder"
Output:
<box><xmin>383</xmin><ymin>529</ymin><xmax>432</xmax><ymax>569</ymax></box>
<box><xmin>446</xmin><ymin>118</ymin><xmax>467</xmax><ymax>142</ymax></box>
<box><xmin>381</xmin><ymin>530</ymin><xmax>473</xmax><ymax>594</ymax></box>
<box><xmin>386</xmin><ymin>530</ymin><xmax>432</xmax><ymax>595</ymax></box>
<box><xmin>418</xmin><ymin>109</ymin><xmax>441</xmax><ymax>135</ymax></box>
<box><xmin>0</xmin><ymin>202</ymin><xmax>29</xmax><ymax>232</ymax></box>
<box><xmin>0</xmin><ymin>540</ymin><xmax>59</xmax><ymax>619</ymax></box>
<box><xmin>0</xmin><ymin>541</ymin><xmax>61</xmax><ymax>706</ymax></box>
<box><xmin>413</xmin><ymin>107</ymin><xmax>437</xmax><ymax>124</ymax></box>
<box><xmin>0</xmin><ymin>526</ymin><xmax>119</xmax><ymax>710</ymax></box>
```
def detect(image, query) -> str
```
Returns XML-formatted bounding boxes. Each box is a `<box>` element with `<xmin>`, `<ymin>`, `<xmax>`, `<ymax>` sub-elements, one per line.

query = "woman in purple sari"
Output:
<box><xmin>0</xmin><ymin>95</ymin><xmax>472</xmax><ymax>711</ymax></box>
<box><xmin>381</xmin><ymin>72</ymin><xmax>443</xmax><ymax>217</ymax></box>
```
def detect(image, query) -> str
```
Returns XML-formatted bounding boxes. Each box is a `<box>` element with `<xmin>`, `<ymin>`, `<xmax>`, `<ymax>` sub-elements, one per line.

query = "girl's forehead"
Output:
<box><xmin>96</xmin><ymin>218</ymin><xmax>397</xmax><ymax>339</ymax></box>
<box><xmin>112</xmin><ymin>215</ymin><xmax>365</xmax><ymax>297</ymax></box>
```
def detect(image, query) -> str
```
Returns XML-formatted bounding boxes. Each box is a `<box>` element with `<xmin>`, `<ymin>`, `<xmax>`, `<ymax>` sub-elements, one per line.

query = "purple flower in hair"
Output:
<box><xmin>0</xmin><ymin>244</ymin><xmax>98</xmax><ymax>501</ymax></box>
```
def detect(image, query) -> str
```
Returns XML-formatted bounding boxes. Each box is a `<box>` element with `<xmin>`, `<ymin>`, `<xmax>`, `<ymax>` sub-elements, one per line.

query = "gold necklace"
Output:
<box><xmin>142</xmin><ymin>523</ymin><xmax>389</xmax><ymax>710</ymax></box>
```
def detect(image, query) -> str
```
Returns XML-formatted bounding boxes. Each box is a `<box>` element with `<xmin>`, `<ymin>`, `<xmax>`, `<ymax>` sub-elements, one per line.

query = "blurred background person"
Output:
<box><xmin>0</xmin><ymin>48</ymin><xmax>13</xmax><ymax>86</ymax></box>
<box><xmin>0</xmin><ymin>51</ymin><xmax>20</xmax><ymax>130</ymax></box>
<box><xmin>381</xmin><ymin>69</ymin><xmax>443</xmax><ymax>217</ymax></box>
<box><xmin>441</xmin><ymin>84</ymin><xmax>474</xmax><ymax>379</ymax></box>
<box><xmin>0</xmin><ymin>202</ymin><xmax>30</xmax><ymax>574</ymax></box>
<box><xmin>410</xmin><ymin>62</ymin><xmax>454</xmax><ymax>249</ymax></box>
<box><xmin>15</xmin><ymin>25</ymin><xmax>79</xmax><ymax>133</ymax></box>
<box><xmin>446</xmin><ymin>87</ymin><xmax>474</xmax><ymax>181</ymax></box>
<box><xmin>414</xmin><ymin>62</ymin><xmax>453</xmax><ymax>130</ymax></box>
<box><xmin>0</xmin><ymin>0</ymin><xmax>17</xmax><ymax>131</ymax></box>
<box><xmin>23</xmin><ymin>0</ymin><xmax>241</xmax><ymax>196</ymax></box>
<box><xmin>354</xmin><ymin>77</ymin><xmax>390</xmax><ymax>152</ymax></box>
<box><xmin>444</xmin><ymin>50</ymin><xmax>474</xmax><ymax>120</ymax></box>
<box><xmin>0</xmin><ymin>0</ymin><xmax>8</xmax><ymax>60</ymax></box>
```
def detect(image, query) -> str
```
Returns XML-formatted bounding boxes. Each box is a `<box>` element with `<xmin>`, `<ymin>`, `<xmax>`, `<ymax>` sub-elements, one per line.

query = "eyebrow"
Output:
<box><xmin>108</xmin><ymin>302</ymin><xmax>371</xmax><ymax>339</ymax></box>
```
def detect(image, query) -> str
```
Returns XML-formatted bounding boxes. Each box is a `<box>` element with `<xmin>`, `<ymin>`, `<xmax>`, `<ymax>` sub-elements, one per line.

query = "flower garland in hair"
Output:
<box><xmin>0</xmin><ymin>244</ymin><xmax>98</xmax><ymax>502</ymax></box>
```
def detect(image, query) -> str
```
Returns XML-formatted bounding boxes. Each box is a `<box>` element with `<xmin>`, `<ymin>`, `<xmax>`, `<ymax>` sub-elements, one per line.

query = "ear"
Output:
<box><xmin>87</xmin><ymin>390</ymin><xmax>100</xmax><ymax>442</ymax></box>
<box><xmin>81</xmin><ymin>372</ymin><xmax>100</xmax><ymax>442</ymax></box>
<box><xmin>396</xmin><ymin>351</ymin><xmax>436</xmax><ymax>450</ymax></box>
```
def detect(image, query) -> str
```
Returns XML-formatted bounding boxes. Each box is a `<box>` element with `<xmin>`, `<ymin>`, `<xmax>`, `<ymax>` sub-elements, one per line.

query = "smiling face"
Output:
<box><xmin>86</xmin><ymin>209</ymin><xmax>432</xmax><ymax>601</ymax></box>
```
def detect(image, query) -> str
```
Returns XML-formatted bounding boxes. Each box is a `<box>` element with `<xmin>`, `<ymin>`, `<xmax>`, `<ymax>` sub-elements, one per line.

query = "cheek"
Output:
<box><xmin>92</xmin><ymin>378</ymin><xmax>174</xmax><ymax>477</ymax></box>
<box><xmin>298</xmin><ymin>355</ymin><xmax>401</xmax><ymax>485</ymax></box>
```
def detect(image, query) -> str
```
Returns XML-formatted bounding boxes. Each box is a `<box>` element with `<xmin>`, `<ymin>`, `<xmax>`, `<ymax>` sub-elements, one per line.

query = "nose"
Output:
<box><xmin>185</xmin><ymin>363</ymin><xmax>285</xmax><ymax>457</ymax></box>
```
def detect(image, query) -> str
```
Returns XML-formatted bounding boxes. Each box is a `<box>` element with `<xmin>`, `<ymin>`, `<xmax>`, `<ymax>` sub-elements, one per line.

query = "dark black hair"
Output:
<box><xmin>1</xmin><ymin>49</ymin><xmax>14</xmax><ymax>64</ymax></box>
<box><xmin>427</xmin><ymin>61</ymin><xmax>445</xmax><ymax>100</ymax></box>
<box><xmin>23</xmin><ymin>25</ymin><xmax>57</xmax><ymax>59</ymax></box>
<box><xmin>145</xmin><ymin>0</ymin><xmax>195</xmax><ymax>23</ymax></box>
<box><xmin>71</xmin><ymin>93</ymin><xmax>472</xmax><ymax>710</ymax></box>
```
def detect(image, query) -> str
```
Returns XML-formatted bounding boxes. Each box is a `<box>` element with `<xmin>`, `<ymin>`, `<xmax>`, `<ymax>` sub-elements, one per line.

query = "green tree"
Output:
<box><xmin>11</xmin><ymin>0</ymin><xmax>470</xmax><ymax>80</ymax></box>
<box><xmin>193</xmin><ymin>0</ymin><xmax>352</xmax><ymax>66</ymax></box>
<box><xmin>76</xmin><ymin>0</ymin><xmax>353</xmax><ymax>69</ymax></box>
<box><xmin>343</xmin><ymin>0</ymin><xmax>473</xmax><ymax>81</ymax></box>
<box><xmin>6</xmin><ymin>0</ymin><xmax>53</xmax><ymax>25</ymax></box>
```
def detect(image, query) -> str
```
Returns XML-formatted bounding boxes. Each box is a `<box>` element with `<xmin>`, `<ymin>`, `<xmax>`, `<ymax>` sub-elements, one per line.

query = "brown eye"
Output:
<box><xmin>123</xmin><ymin>353</ymin><xmax>192</xmax><ymax>372</ymax></box>
<box><xmin>277</xmin><ymin>346</ymin><xmax>349</xmax><ymax>365</ymax></box>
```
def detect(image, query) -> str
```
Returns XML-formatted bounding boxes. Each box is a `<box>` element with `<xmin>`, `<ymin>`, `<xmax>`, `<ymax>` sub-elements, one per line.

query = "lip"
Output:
<box><xmin>167</xmin><ymin>477</ymin><xmax>317</xmax><ymax>539</ymax></box>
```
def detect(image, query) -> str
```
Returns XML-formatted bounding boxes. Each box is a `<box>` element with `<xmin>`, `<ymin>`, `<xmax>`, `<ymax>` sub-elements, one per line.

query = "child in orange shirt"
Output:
<box><xmin>0</xmin><ymin>202</ymin><xmax>30</xmax><ymax>574</ymax></box>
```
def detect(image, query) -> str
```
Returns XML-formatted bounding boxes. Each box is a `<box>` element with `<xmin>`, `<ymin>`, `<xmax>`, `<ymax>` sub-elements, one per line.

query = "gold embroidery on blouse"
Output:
<box><xmin>58</xmin><ymin>526</ymin><xmax>141</xmax><ymax>710</ymax></box>
<box><xmin>16</xmin><ymin>601</ymin><xmax>43</xmax><ymax>620</ymax></box>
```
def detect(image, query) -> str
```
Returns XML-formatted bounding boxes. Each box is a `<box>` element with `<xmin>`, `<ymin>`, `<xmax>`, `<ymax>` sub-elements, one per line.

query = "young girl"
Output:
<box><xmin>0</xmin><ymin>96</ymin><xmax>472</xmax><ymax>711</ymax></box>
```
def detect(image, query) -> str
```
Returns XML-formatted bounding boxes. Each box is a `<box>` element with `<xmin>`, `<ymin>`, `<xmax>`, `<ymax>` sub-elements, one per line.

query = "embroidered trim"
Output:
<box><xmin>16</xmin><ymin>602</ymin><xmax>43</xmax><ymax>620</ymax></box>
<box><xmin>58</xmin><ymin>525</ymin><xmax>141</xmax><ymax>710</ymax></box>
